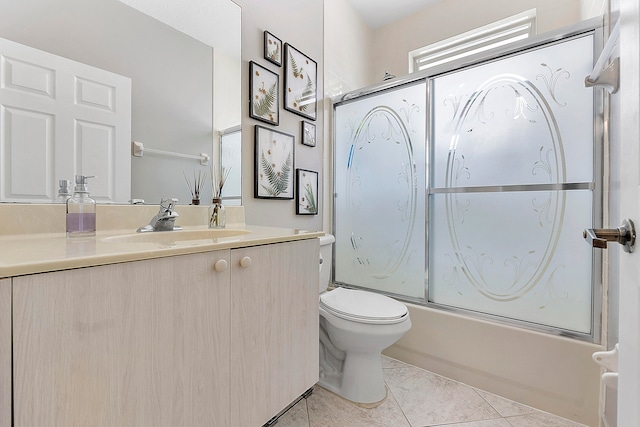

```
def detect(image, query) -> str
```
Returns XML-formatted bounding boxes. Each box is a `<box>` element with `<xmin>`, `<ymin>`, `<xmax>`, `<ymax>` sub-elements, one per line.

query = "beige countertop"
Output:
<box><xmin>0</xmin><ymin>204</ymin><xmax>323</xmax><ymax>278</ymax></box>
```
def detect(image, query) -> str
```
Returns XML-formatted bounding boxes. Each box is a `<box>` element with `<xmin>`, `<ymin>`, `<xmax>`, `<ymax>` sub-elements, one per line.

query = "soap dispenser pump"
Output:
<box><xmin>66</xmin><ymin>175</ymin><xmax>96</xmax><ymax>237</ymax></box>
<box><xmin>56</xmin><ymin>179</ymin><xmax>72</xmax><ymax>203</ymax></box>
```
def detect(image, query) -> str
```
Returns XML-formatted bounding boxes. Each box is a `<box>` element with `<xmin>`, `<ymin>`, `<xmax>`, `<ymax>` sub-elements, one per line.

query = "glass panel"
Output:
<box><xmin>431</xmin><ymin>34</ymin><xmax>595</xmax><ymax>188</ymax></box>
<box><xmin>429</xmin><ymin>190</ymin><xmax>593</xmax><ymax>333</ymax></box>
<box><xmin>334</xmin><ymin>82</ymin><xmax>427</xmax><ymax>299</ymax></box>
<box><xmin>428</xmin><ymin>34</ymin><xmax>596</xmax><ymax>334</ymax></box>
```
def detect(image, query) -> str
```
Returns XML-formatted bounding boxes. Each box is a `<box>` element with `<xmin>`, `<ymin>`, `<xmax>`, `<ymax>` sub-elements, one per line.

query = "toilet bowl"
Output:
<box><xmin>317</xmin><ymin>234</ymin><xmax>411</xmax><ymax>405</ymax></box>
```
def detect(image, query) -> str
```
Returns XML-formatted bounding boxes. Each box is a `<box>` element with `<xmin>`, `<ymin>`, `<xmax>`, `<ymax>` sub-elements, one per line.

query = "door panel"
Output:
<box><xmin>0</xmin><ymin>37</ymin><xmax>131</xmax><ymax>203</ymax></box>
<box><xmin>615</xmin><ymin>0</ymin><xmax>640</xmax><ymax>423</ymax></box>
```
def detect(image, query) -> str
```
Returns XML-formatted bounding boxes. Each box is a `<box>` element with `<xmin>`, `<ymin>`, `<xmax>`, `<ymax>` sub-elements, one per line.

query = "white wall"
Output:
<box><xmin>235</xmin><ymin>0</ymin><xmax>324</xmax><ymax>232</ymax></box>
<box><xmin>324</xmin><ymin>0</ymin><xmax>376</xmax><ymax>96</ymax></box>
<box><xmin>582</xmin><ymin>0</ymin><xmax>608</xmax><ymax>20</ymax></box>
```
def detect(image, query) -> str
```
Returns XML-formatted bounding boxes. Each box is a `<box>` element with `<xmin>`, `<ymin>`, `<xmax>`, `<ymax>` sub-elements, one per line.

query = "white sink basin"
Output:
<box><xmin>103</xmin><ymin>228</ymin><xmax>251</xmax><ymax>244</ymax></box>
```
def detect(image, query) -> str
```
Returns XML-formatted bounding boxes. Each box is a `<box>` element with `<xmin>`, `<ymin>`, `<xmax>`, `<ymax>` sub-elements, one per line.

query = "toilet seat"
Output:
<box><xmin>320</xmin><ymin>287</ymin><xmax>408</xmax><ymax>325</ymax></box>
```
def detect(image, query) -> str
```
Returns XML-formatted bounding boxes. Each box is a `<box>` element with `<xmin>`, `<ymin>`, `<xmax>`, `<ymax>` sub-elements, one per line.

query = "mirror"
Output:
<box><xmin>220</xmin><ymin>126</ymin><xmax>242</xmax><ymax>206</ymax></box>
<box><xmin>0</xmin><ymin>0</ymin><xmax>241</xmax><ymax>205</ymax></box>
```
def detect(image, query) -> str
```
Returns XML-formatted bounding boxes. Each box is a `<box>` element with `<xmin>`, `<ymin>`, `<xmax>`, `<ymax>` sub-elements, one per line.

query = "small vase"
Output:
<box><xmin>209</xmin><ymin>198</ymin><xmax>226</xmax><ymax>228</ymax></box>
<box><xmin>191</xmin><ymin>198</ymin><xmax>200</xmax><ymax>205</ymax></box>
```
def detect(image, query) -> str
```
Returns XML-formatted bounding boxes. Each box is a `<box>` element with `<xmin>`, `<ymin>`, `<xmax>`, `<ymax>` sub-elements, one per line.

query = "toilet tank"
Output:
<box><xmin>318</xmin><ymin>234</ymin><xmax>335</xmax><ymax>293</ymax></box>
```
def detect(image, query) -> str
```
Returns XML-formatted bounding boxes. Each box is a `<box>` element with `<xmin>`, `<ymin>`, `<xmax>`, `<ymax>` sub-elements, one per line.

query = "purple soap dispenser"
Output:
<box><xmin>66</xmin><ymin>175</ymin><xmax>96</xmax><ymax>237</ymax></box>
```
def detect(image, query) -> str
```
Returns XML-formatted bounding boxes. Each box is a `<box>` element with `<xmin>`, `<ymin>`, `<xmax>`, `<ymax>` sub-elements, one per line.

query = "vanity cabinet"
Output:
<box><xmin>230</xmin><ymin>239</ymin><xmax>319</xmax><ymax>426</ymax></box>
<box><xmin>0</xmin><ymin>278</ymin><xmax>10</xmax><ymax>427</ymax></box>
<box><xmin>10</xmin><ymin>238</ymin><xmax>319</xmax><ymax>427</ymax></box>
<box><xmin>12</xmin><ymin>250</ymin><xmax>231</xmax><ymax>427</ymax></box>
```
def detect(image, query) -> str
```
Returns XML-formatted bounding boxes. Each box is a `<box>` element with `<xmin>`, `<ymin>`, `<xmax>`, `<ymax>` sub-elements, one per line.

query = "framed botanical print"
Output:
<box><xmin>296</xmin><ymin>169</ymin><xmax>318</xmax><ymax>215</ymax></box>
<box><xmin>254</xmin><ymin>125</ymin><xmax>294</xmax><ymax>199</ymax></box>
<box><xmin>284</xmin><ymin>43</ymin><xmax>317</xmax><ymax>121</ymax></box>
<box><xmin>249</xmin><ymin>61</ymin><xmax>279</xmax><ymax>126</ymax></box>
<box><xmin>301</xmin><ymin>120</ymin><xmax>316</xmax><ymax>147</ymax></box>
<box><xmin>264</xmin><ymin>31</ymin><xmax>282</xmax><ymax>66</ymax></box>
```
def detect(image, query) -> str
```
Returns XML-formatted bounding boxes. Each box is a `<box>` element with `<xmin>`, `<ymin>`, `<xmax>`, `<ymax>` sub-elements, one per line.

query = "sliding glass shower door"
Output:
<box><xmin>333</xmin><ymin>81</ymin><xmax>427</xmax><ymax>299</ymax></box>
<box><xmin>428</xmin><ymin>33</ymin><xmax>597</xmax><ymax>335</ymax></box>
<box><xmin>333</xmin><ymin>27</ymin><xmax>601</xmax><ymax>338</ymax></box>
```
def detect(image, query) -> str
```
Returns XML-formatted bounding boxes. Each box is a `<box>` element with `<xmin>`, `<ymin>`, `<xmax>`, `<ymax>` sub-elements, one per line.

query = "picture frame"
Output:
<box><xmin>296</xmin><ymin>169</ymin><xmax>318</xmax><ymax>215</ymax></box>
<box><xmin>263</xmin><ymin>31</ymin><xmax>282</xmax><ymax>66</ymax></box>
<box><xmin>301</xmin><ymin>120</ymin><xmax>316</xmax><ymax>147</ymax></box>
<box><xmin>249</xmin><ymin>61</ymin><xmax>279</xmax><ymax>126</ymax></box>
<box><xmin>254</xmin><ymin>125</ymin><xmax>294</xmax><ymax>199</ymax></box>
<box><xmin>284</xmin><ymin>43</ymin><xmax>317</xmax><ymax>121</ymax></box>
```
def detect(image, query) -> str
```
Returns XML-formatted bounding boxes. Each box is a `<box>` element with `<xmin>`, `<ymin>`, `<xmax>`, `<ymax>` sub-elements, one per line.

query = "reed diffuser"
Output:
<box><xmin>209</xmin><ymin>166</ymin><xmax>231</xmax><ymax>228</ymax></box>
<box><xmin>184</xmin><ymin>170</ymin><xmax>208</xmax><ymax>205</ymax></box>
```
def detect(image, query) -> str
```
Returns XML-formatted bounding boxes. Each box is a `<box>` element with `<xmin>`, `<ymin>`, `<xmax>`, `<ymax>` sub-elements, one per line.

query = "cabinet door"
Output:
<box><xmin>13</xmin><ymin>251</ymin><xmax>230</xmax><ymax>427</ymax></box>
<box><xmin>230</xmin><ymin>239</ymin><xmax>319</xmax><ymax>426</ymax></box>
<box><xmin>0</xmin><ymin>278</ymin><xmax>10</xmax><ymax>427</ymax></box>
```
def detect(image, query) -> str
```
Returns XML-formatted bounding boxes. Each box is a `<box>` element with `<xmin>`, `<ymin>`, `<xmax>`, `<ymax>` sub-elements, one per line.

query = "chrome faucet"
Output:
<box><xmin>137</xmin><ymin>198</ymin><xmax>183</xmax><ymax>232</ymax></box>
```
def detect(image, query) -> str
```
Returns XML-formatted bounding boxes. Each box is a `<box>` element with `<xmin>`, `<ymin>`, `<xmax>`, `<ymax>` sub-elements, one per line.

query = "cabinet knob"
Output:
<box><xmin>214</xmin><ymin>259</ymin><xmax>228</xmax><ymax>272</ymax></box>
<box><xmin>239</xmin><ymin>256</ymin><xmax>252</xmax><ymax>268</ymax></box>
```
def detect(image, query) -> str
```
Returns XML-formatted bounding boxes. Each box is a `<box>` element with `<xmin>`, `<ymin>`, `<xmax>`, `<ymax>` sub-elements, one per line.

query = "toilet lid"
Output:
<box><xmin>320</xmin><ymin>287</ymin><xmax>408</xmax><ymax>324</ymax></box>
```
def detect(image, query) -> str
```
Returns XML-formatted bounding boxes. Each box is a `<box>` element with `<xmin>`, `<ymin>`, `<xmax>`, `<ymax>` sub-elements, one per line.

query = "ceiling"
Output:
<box><xmin>346</xmin><ymin>0</ymin><xmax>442</xmax><ymax>29</ymax></box>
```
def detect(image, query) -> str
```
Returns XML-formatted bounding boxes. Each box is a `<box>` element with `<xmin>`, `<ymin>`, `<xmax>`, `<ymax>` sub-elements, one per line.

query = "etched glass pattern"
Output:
<box><xmin>429</xmin><ymin>34</ymin><xmax>595</xmax><ymax>333</ymax></box>
<box><xmin>334</xmin><ymin>82</ymin><xmax>427</xmax><ymax>299</ymax></box>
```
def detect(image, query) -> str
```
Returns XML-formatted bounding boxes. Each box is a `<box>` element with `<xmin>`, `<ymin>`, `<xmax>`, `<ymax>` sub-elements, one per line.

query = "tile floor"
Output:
<box><xmin>275</xmin><ymin>356</ymin><xmax>588</xmax><ymax>427</ymax></box>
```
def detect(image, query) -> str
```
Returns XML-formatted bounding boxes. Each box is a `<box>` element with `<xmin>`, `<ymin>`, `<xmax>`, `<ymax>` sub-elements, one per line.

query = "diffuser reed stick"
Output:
<box><xmin>209</xmin><ymin>166</ymin><xmax>231</xmax><ymax>228</ymax></box>
<box><xmin>211</xmin><ymin>166</ymin><xmax>231</xmax><ymax>199</ymax></box>
<box><xmin>184</xmin><ymin>169</ymin><xmax>208</xmax><ymax>204</ymax></box>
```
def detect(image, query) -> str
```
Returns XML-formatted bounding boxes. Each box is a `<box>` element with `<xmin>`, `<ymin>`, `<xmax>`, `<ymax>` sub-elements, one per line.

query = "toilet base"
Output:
<box><xmin>318</xmin><ymin>345</ymin><xmax>388</xmax><ymax>404</ymax></box>
<box><xmin>316</xmin><ymin>383</ymin><xmax>388</xmax><ymax>409</ymax></box>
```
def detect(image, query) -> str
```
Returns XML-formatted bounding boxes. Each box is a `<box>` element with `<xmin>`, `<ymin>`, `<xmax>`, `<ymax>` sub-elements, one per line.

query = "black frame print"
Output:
<box><xmin>296</xmin><ymin>168</ymin><xmax>318</xmax><ymax>215</ymax></box>
<box><xmin>264</xmin><ymin>30</ymin><xmax>283</xmax><ymax>67</ymax></box>
<box><xmin>301</xmin><ymin>120</ymin><xmax>316</xmax><ymax>147</ymax></box>
<box><xmin>283</xmin><ymin>43</ymin><xmax>317</xmax><ymax>121</ymax></box>
<box><xmin>249</xmin><ymin>61</ymin><xmax>279</xmax><ymax>126</ymax></box>
<box><xmin>254</xmin><ymin>125</ymin><xmax>295</xmax><ymax>199</ymax></box>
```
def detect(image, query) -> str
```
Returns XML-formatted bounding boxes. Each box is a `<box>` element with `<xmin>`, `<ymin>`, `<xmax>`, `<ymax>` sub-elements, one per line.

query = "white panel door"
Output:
<box><xmin>0</xmin><ymin>37</ymin><xmax>131</xmax><ymax>203</ymax></box>
<box><xmin>617</xmin><ymin>0</ymin><xmax>640</xmax><ymax>423</ymax></box>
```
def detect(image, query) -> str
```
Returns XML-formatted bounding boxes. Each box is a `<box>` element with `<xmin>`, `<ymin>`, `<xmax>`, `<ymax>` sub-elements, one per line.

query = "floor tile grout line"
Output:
<box><xmin>385</xmin><ymin>360</ymin><xmax>506</xmax><ymax>425</ymax></box>
<box><xmin>471</xmin><ymin>386</ymin><xmax>505</xmax><ymax>420</ymax></box>
<box><xmin>384</xmin><ymin>356</ymin><xmax>566</xmax><ymax>423</ymax></box>
<box><xmin>382</xmin><ymin>375</ymin><xmax>414</xmax><ymax>427</ymax></box>
<box><xmin>383</xmin><ymin>364</ymin><xmax>504</xmax><ymax>427</ymax></box>
<box><xmin>303</xmin><ymin>396</ymin><xmax>311</xmax><ymax>427</ymax></box>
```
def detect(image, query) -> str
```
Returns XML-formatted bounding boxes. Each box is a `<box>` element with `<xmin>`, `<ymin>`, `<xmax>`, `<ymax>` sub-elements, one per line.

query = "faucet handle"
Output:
<box><xmin>159</xmin><ymin>198</ymin><xmax>178</xmax><ymax>213</ymax></box>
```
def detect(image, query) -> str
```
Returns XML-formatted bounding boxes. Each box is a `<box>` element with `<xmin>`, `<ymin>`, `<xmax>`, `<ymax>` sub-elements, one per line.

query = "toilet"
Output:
<box><xmin>317</xmin><ymin>234</ymin><xmax>411</xmax><ymax>405</ymax></box>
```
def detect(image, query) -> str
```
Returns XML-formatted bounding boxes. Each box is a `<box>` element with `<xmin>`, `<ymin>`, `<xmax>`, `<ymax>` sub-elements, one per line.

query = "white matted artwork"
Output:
<box><xmin>284</xmin><ymin>43</ymin><xmax>317</xmax><ymax>120</ymax></box>
<box><xmin>254</xmin><ymin>125</ymin><xmax>294</xmax><ymax>199</ymax></box>
<box><xmin>296</xmin><ymin>169</ymin><xmax>318</xmax><ymax>215</ymax></box>
<box><xmin>249</xmin><ymin>61</ymin><xmax>279</xmax><ymax>126</ymax></box>
<box><xmin>264</xmin><ymin>30</ymin><xmax>282</xmax><ymax>66</ymax></box>
<box><xmin>301</xmin><ymin>120</ymin><xmax>316</xmax><ymax>147</ymax></box>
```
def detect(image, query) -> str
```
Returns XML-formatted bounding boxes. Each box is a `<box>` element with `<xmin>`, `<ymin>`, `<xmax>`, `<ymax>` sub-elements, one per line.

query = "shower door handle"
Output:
<box><xmin>583</xmin><ymin>218</ymin><xmax>636</xmax><ymax>253</ymax></box>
